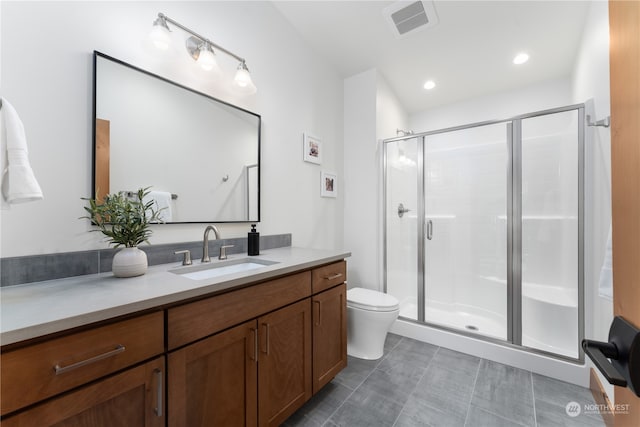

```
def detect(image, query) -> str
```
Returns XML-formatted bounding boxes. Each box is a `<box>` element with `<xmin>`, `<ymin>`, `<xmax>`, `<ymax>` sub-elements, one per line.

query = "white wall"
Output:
<box><xmin>343</xmin><ymin>70</ymin><xmax>377</xmax><ymax>288</ymax></box>
<box><xmin>0</xmin><ymin>1</ymin><xmax>344</xmax><ymax>257</ymax></box>
<box><xmin>571</xmin><ymin>0</ymin><xmax>614</xmax><ymax>400</ymax></box>
<box><xmin>343</xmin><ymin>69</ymin><xmax>408</xmax><ymax>290</ymax></box>
<box><xmin>376</xmin><ymin>76</ymin><xmax>409</xmax><ymax>141</ymax></box>
<box><xmin>410</xmin><ymin>77</ymin><xmax>573</xmax><ymax>131</ymax></box>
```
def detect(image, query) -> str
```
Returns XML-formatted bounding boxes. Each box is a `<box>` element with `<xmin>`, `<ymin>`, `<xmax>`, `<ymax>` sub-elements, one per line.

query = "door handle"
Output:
<box><xmin>261</xmin><ymin>323</ymin><xmax>270</xmax><ymax>355</ymax></box>
<box><xmin>250</xmin><ymin>327</ymin><xmax>258</xmax><ymax>362</ymax></box>
<box><xmin>582</xmin><ymin>340</ymin><xmax>626</xmax><ymax>386</ymax></box>
<box><xmin>426</xmin><ymin>219</ymin><xmax>433</xmax><ymax>240</ymax></box>
<box><xmin>153</xmin><ymin>368</ymin><xmax>163</xmax><ymax>417</ymax></box>
<box><xmin>582</xmin><ymin>316</ymin><xmax>640</xmax><ymax>397</ymax></box>
<box><xmin>314</xmin><ymin>300</ymin><xmax>322</xmax><ymax>326</ymax></box>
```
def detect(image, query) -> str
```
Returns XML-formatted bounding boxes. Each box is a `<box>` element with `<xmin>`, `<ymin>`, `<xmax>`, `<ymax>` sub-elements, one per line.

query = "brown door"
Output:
<box><xmin>2</xmin><ymin>357</ymin><xmax>164</xmax><ymax>427</ymax></box>
<box><xmin>312</xmin><ymin>283</ymin><xmax>347</xmax><ymax>394</ymax></box>
<box><xmin>168</xmin><ymin>320</ymin><xmax>258</xmax><ymax>427</ymax></box>
<box><xmin>609</xmin><ymin>1</ymin><xmax>640</xmax><ymax>425</ymax></box>
<box><xmin>258</xmin><ymin>299</ymin><xmax>312</xmax><ymax>427</ymax></box>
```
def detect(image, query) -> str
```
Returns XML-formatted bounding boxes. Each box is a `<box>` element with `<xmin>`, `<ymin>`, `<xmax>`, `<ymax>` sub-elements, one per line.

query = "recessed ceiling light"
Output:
<box><xmin>513</xmin><ymin>52</ymin><xmax>529</xmax><ymax>65</ymax></box>
<box><xmin>423</xmin><ymin>80</ymin><xmax>436</xmax><ymax>90</ymax></box>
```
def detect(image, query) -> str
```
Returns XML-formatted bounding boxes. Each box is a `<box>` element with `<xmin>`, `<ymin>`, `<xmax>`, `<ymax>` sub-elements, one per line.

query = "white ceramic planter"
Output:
<box><xmin>112</xmin><ymin>247</ymin><xmax>148</xmax><ymax>278</ymax></box>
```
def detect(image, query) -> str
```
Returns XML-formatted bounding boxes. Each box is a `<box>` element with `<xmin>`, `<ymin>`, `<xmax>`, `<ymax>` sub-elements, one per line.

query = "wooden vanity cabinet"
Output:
<box><xmin>168</xmin><ymin>261</ymin><xmax>346</xmax><ymax>427</ymax></box>
<box><xmin>258</xmin><ymin>299</ymin><xmax>312</xmax><ymax>427</ymax></box>
<box><xmin>1</xmin><ymin>311</ymin><xmax>165</xmax><ymax>426</ymax></box>
<box><xmin>2</xmin><ymin>356</ymin><xmax>165</xmax><ymax>427</ymax></box>
<box><xmin>312</xmin><ymin>283</ymin><xmax>347</xmax><ymax>393</ymax></box>
<box><xmin>1</xmin><ymin>259</ymin><xmax>347</xmax><ymax>427</ymax></box>
<box><xmin>310</xmin><ymin>260</ymin><xmax>347</xmax><ymax>393</ymax></box>
<box><xmin>167</xmin><ymin>273</ymin><xmax>314</xmax><ymax>427</ymax></box>
<box><xmin>1</xmin><ymin>312</ymin><xmax>164</xmax><ymax>417</ymax></box>
<box><xmin>168</xmin><ymin>299</ymin><xmax>313</xmax><ymax>427</ymax></box>
<box><xmin>168</xmin><ymin>320</ymin><xmax>258</xmax><ymax>427</ymax></box>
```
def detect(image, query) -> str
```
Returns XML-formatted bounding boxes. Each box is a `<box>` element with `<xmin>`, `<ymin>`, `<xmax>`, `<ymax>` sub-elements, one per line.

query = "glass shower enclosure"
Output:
<box><xmin>384</xmin><ymin>105</ymin><xmax>584</xmax><ymax>360</ymax></box>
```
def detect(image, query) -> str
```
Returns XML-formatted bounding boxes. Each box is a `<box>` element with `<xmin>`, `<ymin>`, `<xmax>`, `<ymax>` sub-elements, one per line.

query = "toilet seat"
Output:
<box><xmin>347</xmin><ymin>287</ymin><xmax>399</xmax><ymax>312</ymax></box>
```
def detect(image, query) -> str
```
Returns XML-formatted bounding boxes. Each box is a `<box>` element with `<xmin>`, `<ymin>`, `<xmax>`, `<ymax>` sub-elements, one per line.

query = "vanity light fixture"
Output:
<box><xmin>148</xmin><ymin>13</ymin><xmax>257</xmax><ymax>94</ymax></box>
<box><xmin>149</xmin><ymin>15</ymin><xmax>171</xmax><ymax>50</ymax></box>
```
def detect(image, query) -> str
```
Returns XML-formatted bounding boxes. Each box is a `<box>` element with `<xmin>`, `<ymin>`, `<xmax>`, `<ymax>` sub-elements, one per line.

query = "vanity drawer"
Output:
<box><xmin>1</xmin><ymin>311</ymin><xmax>164</xmax><ymax>416</ymax></box>
<box><xmin>312</xmin><ymin>261</ymin><xmax>347</xmax><ymax>293</ymax></box>
<box><xmin>168</xmin><ymin>271</ymin><xmax>312</xmax><ymax>350</ymax></box>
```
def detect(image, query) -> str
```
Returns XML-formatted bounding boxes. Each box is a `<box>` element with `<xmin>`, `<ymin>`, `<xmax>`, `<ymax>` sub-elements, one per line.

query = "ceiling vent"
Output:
<box><xmin>383</xmin><ymin>0</ymin><xmax>439</xmax><ymax>38</ymax></box>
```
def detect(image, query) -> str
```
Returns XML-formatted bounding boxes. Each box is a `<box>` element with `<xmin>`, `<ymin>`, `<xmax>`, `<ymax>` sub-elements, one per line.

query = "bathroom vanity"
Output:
<box><xmin>0</xmin><ymin>247</ymin><xmax>349</xmax><ymax>426</ymax></box>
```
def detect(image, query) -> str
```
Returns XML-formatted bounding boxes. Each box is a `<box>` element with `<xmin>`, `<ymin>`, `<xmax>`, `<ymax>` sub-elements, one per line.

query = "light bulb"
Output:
<box><xmin>197</xmin><ymin>45</ymin><xmax>219</xmax><ymax>72</ymax></box>
<box><xmin>423</xmin><ymin>80</ymin><xmax>436</xmax><ymax>90</ymax></box>
<box><xmin>149</xmin><ymin>18</ymin><xmax>171</xmax><ymax>51</ymax></box>
<box><xmin>513</xmin><ymin>52</ymin><xmax>529</xmax><ymax>65</ymax></box>
<box><xmin>233</xmin><ymin>62</ymin><xmax>257</xmax><ymax>95</ymax></box>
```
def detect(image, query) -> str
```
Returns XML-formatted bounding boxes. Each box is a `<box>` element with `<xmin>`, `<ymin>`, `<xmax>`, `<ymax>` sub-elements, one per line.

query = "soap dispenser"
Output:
<box><xmin>248</xmin><ymin>224</ymin><xmax>260</xmax><ymax>256</ymax></box>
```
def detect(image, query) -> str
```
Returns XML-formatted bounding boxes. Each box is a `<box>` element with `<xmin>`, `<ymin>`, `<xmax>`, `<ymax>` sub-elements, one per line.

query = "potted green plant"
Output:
<box><xmin>82</xmin><ymin>187</ymin><xmax>164</xmax><ymax>277</ymax></box>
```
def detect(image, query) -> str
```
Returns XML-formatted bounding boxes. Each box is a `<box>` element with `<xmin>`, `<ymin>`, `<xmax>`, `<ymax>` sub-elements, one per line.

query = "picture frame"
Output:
<box><xmin>321</xmin><ymin>171</ymin><xmax>337</xmax><ymax>198</ymax></box>
<box><xmin>303</xmin><ymin>133</ymin><xmax>322</xmax><ymax>164</ymax></box>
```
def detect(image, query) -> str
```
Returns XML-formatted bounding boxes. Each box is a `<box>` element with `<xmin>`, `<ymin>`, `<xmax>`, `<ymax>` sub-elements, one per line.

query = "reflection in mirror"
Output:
<box><xmin>93</xmin><ymin>51</ymin><xmax>260</xmax><ymax>223</ymax></box>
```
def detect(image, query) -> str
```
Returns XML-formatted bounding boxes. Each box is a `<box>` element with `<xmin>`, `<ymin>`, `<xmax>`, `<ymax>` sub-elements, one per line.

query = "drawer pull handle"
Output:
<box><xmin>53</xmin><ymin>345</ymin><xmax>125</xmax><ymax>375</ymax></box>
<box><xmin>324</xmin><ymin>273</ymin><xmax>343</xmax><ymax>281</ymax></box>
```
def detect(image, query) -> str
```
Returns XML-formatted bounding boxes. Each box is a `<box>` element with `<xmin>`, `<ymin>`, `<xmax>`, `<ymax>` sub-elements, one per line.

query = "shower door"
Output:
<box><xmin>384</xmin><ymin>125</ymin><xmax>509</xmax><ymax>338</ymax></box>
<box><xmin>423</xmin><ymin>124</ymin><xmax>509</xmax><ymax>340</ymax></box>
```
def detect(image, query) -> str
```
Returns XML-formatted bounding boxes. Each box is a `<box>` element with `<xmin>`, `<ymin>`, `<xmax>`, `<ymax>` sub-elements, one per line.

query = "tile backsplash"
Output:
<box><xmin>1</xmin><ymin>234</ymin><xmax>291</xmax><ymax>287</ymax></box>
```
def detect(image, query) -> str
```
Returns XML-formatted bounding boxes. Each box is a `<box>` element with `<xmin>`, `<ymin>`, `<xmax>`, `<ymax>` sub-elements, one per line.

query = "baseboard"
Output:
<box><xmin>590</xmin><ymin>368</ymin><xmax>615</xmax><ymax>427</ymax></box>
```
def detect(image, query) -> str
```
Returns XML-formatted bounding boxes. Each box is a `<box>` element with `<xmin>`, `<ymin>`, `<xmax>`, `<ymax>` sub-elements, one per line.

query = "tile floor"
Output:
<box><xmin>284</xmin><ymin>334</ymin><xmax>605</xmax><ymax>427</ymax></box>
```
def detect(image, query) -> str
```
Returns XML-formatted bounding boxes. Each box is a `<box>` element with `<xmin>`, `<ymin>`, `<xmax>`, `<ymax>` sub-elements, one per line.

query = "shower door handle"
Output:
<box><xmin>426</xmin><ymin>219</ymin><xmax>433</xmax><ymax>240</ymax></box>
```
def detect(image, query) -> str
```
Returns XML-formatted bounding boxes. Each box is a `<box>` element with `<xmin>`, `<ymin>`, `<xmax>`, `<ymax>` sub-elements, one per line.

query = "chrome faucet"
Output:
<box><xmin>201</xmin><ymin>225</ymin><xmax>221</xmax><ymax>263</ymax></box>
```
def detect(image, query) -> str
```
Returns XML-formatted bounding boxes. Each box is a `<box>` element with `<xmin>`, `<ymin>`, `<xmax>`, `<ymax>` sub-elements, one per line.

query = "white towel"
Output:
<box><xmin>1</xmin><ymin>97</ymin><xmax>43</xmax><ymax>204</ymax></box>
<box><xmin>598</xmin><ymin>225</ymin><xmax>613</xmax><ymax>300</ymax></box>
<box><xmin>143</xmin><ymin>190</ymin><xmax>173</xmax><ymax>222</ymax></box>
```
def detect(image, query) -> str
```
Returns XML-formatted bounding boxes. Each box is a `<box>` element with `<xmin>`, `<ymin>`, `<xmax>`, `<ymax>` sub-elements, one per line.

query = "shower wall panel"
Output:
<box><xmin>385</xmin><ymin>138</ymin><xmax>419</xmax><ymax>320</ymax></box>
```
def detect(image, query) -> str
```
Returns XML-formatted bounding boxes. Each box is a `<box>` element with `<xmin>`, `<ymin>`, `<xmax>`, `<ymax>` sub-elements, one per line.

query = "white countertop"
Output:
<box><xmin>0</xmin><ymin>247</ymin><xmax>350</xmax><ymax>346</ymax></box>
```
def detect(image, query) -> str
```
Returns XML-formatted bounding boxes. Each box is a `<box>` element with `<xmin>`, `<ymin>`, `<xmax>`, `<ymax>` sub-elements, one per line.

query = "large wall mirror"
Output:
<box><xmin>93</xmin><ymin>51</ymin><xmax>260</xmax><ymax>223</ymax></box>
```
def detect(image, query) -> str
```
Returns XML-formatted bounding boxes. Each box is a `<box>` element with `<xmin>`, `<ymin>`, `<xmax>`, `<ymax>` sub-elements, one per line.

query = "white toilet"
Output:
<box><xmin>347</xmin><ymin>287</ymin><xmax>400</xmax><ymax>360</ymax></box>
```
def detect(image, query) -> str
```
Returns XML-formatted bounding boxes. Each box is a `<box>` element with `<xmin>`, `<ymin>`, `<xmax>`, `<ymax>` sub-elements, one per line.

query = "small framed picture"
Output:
<box><xmin>321</xmin><ymin>171</ymin><xmax>337</xmax><ymax>198</ymax></box>
<box><xmin>303</xmin><ymin>133</ymin><xmax>321</xmax><ymax>164</ymax></box>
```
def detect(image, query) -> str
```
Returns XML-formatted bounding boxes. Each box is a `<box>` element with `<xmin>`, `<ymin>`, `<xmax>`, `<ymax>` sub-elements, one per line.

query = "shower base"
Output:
<box><xmin>399</xmin><ymin>300</ymin><xmax>506</xmax><ymax>340</ymax></box>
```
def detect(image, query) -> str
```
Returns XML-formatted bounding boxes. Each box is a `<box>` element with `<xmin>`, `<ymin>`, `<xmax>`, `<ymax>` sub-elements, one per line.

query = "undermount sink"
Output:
<box><xmin>170</xmin><ymin>258</ymin><xmax>279</xmax><ymax>281</ymax></box>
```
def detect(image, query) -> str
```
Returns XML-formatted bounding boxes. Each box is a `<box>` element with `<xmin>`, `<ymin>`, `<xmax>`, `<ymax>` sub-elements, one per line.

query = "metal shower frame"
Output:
<box><xmin>382</xmin><ymin>103</ymin><xmax>585</xmax><ymax>363</ymax></box>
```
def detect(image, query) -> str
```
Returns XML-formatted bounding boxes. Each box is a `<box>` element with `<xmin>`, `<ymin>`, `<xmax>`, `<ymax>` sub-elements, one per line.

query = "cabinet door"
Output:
<box><xmin>2</xmin><ymin>357</ymin><xmax>164</xmax><ymax>427</ymax></box>
<box><xmin>168</xmin><ymin>320</ymin><xmax>258</xmax><ymax>427</ymax></box>
<box><xmin>312</xmin><ymin>283</ymin><xmax>347</xmax><ymax>394</ymax></box>
<box><xmin>258</xmin><ymin>299</ymin><xmax>312</xmax><ymax>427</ymax></box>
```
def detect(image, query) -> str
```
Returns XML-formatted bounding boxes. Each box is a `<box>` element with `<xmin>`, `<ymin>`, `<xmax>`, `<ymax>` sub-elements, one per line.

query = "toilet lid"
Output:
<box><xmin>347</xmin><ymin>287</ymin><xmax>399</xmax><ymax>312</ymax></box>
